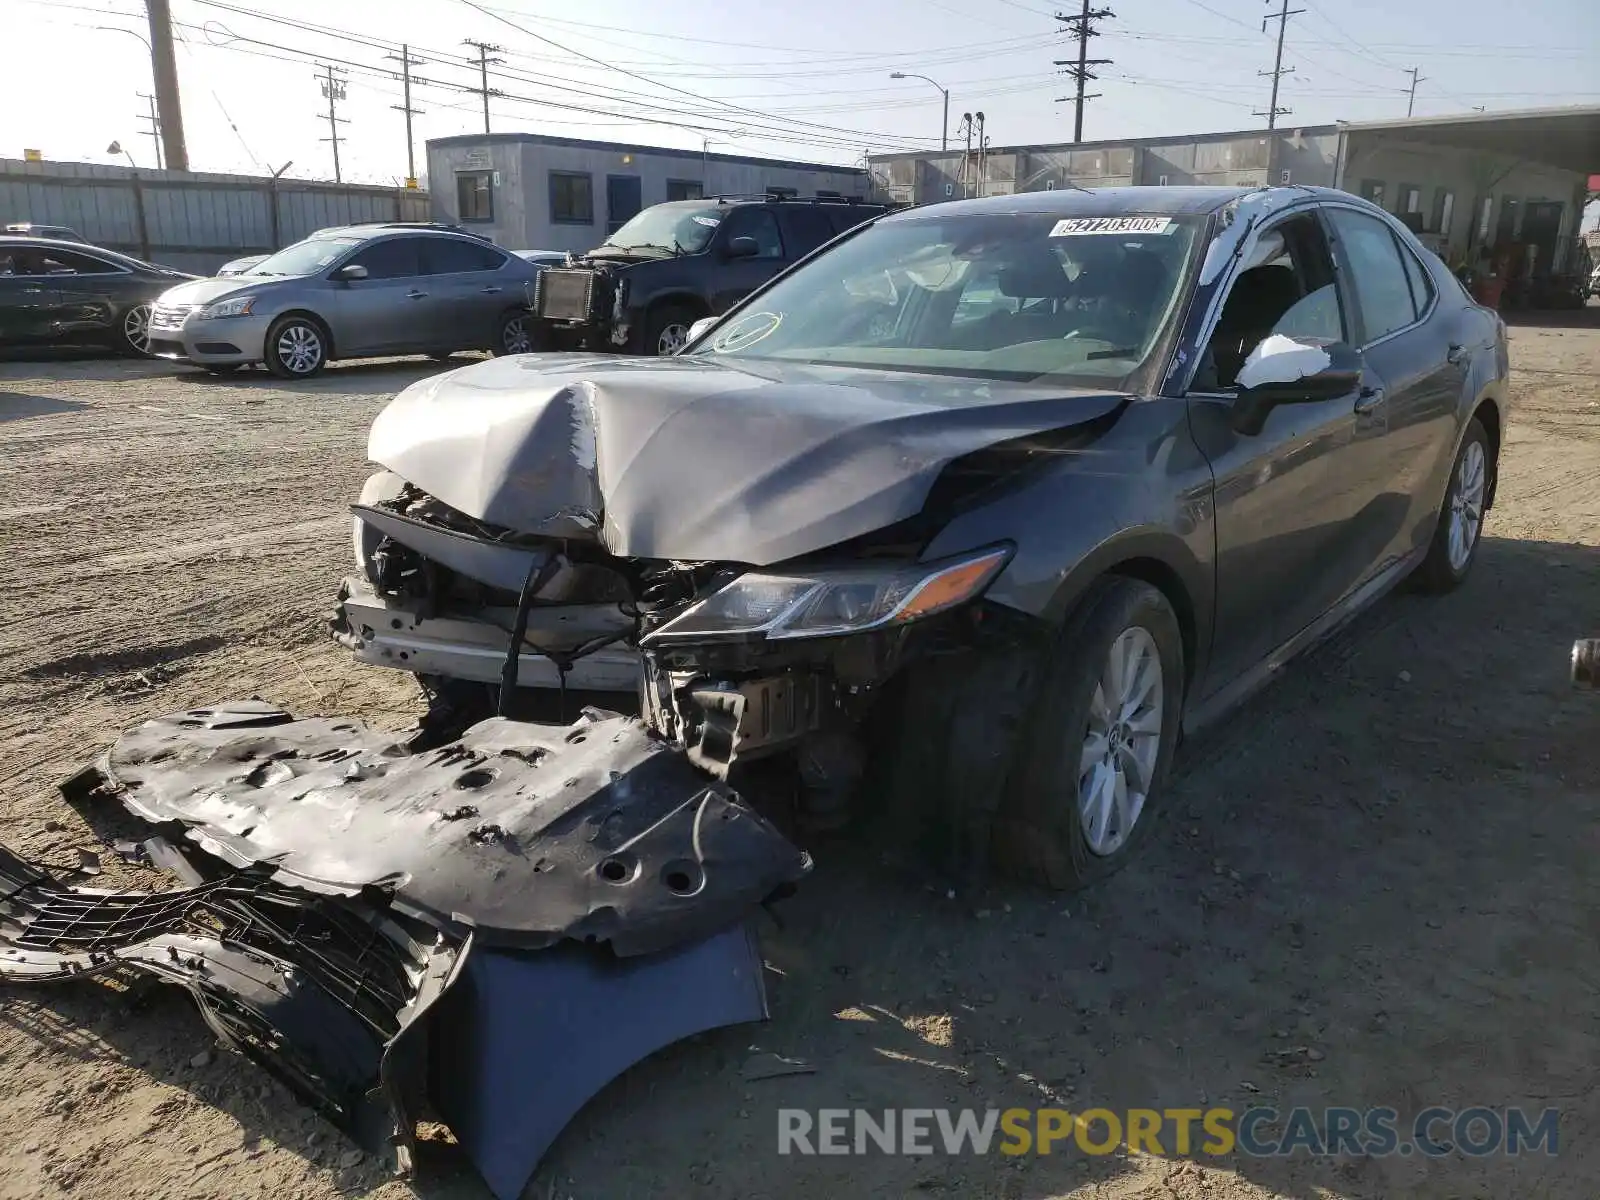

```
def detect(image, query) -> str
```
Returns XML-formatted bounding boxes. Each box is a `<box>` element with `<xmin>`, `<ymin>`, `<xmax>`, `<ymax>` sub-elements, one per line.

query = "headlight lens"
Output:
<box><xmin>643</xmin><ymin>546</ymin><xmax>1011</xmax><ymax>643</ymax></box>
<box><xmin>198</xmin><ymin>295</ymin><xmax>256</xmax><ymax>319</ymax></box>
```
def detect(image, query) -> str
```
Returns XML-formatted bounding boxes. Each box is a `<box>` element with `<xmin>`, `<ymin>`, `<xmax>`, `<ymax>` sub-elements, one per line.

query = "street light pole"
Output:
<box><xmin>890</xmin><ymin>72</ymin><xmax>949</xmax><ymax>152</ymax></box>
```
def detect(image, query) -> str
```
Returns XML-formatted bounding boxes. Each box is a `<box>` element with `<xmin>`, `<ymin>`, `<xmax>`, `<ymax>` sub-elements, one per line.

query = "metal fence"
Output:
<box><xmin>0</xmin><ymin>159</ymin><xmax>431</xmax><ymax>275</ymax></box>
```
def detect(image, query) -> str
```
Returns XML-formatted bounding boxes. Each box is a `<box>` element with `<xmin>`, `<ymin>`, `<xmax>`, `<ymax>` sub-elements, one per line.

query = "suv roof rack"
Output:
<box><xmin>705</xmin><ymin>193</ymin><xmax>881</xmax><ymax>206</ymax></box>
<box><xmin>343</xmin><ymin>220</ymin><xmax>495</xmax><ymax>241</ymax></box>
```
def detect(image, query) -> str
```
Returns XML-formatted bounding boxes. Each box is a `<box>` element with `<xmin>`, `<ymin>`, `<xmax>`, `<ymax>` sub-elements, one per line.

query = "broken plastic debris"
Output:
<box><xmin>741</xmin><ymin>1052</ymin><xmax>816</xmax><ymax>1081</ymax></box>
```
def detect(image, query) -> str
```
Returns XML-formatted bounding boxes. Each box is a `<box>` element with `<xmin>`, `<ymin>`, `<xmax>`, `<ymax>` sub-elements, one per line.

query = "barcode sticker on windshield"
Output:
<box><xmin>692</xmin><ymin>216</ymin><xmax>722</xmax><ymax>227</ymax></box>
<box><xmin>1049</xmin><ymin>216</ymin><xmax>1173</xmax><ymax>236</ymax></box>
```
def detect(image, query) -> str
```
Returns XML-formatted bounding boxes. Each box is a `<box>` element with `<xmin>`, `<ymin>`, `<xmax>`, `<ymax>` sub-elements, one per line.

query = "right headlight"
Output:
<box><xmin>641</xmin><ymin>546</ymin><xmax>1012</xmax><ymax>644</ymax></box>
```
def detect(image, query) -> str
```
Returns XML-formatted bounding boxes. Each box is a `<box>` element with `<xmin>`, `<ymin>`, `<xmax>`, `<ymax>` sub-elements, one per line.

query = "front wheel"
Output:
<box><xmin>643</xmin><ymin>303</ymin><xmax>698</xmax><ymax>357</ymax></box>
<box><xmin>263</xmin><ymin>315</ymin><xmax>329</xmax><ymax>379</ymax></box>
<box><xmin>116</xmin><ymin>303</ymin><xmax>153</xmax><ymax>356</ymax></box>
<box><xmin>1414</xmin><ymin>417</ymin><xmax>1491</xmax><ymax>593</ymax></box>
<box><xmin>993</xmin><ymin>577</ymin><xmax>1185</xmax><ymax>890</ymax></box>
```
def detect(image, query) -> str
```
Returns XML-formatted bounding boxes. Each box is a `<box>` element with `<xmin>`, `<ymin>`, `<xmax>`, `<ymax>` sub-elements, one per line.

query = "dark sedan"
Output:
<box><xmin>0</xmin><ymin>236</ymin><xmax>193</xmax><ymax>355</ymax></box>
<box><xmin>335</xmin><ymin>184</ymin><xmax>1508</xmax><ymax>889</ymax></box>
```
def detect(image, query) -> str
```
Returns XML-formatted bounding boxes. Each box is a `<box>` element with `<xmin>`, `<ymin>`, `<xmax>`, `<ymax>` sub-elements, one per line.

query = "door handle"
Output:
<box><xmin>479</xmin><ymin>286</ymin><xmax>503</xmax><ymax>294</ymax></box>
<box><xmin>21</xmin><ymin>286</ymin><xmax>43</xmax><ymax>294</ymax></box>
<box><xmin>1446</xmin><ymin>342</ymin><xmax>1468</xmax><ymax>366</ymax></box>
<box><xmin>1354</xmin><ymin>386</ymin><xmax>1385</xmax><ymax>415</ymax></box>
<box><xmin>406</xmin><ymin>290</ymin><xmax>428</xmax><ymax>300</ymax></box>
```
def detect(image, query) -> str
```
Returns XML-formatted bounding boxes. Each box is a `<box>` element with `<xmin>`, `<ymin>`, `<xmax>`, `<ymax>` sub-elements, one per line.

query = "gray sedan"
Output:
<box><xmin>146</xmin><ymin>226</ymin><xmax>544</xmax><ymax>378</ymax></box>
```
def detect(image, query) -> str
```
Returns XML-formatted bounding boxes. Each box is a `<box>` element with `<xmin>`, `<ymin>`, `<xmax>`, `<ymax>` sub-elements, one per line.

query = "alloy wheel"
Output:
<box><xmin>502</xmin><ymin>316</ymin><xmax>532</xmax><ymax>354</ymax></box>
<box><xmin>1447</xmin><ymin>439</ymin><xmax>1486</xmax><ymax>572</ymax></box>
<box><xmin>1078</xmin><ymin>626</ymin><xmax>1164</xmax><ymax>857</ymax></box>
<box><xmin>277</xmin><ymin>323</ymin><xmax>323</xmax><ymax>375</ymax></box>
<box><xmin>656</xmin><ymin>322</ymin><xmax>690</xmax><ymax>356</ymax></box>
<box><xmin>124</xmin><ymin>304</ymin><xmax>152</xmax><ymax>355</ymax></box>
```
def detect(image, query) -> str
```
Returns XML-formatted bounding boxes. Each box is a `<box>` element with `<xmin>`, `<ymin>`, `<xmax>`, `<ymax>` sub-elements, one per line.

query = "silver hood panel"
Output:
<box><xmin>368</xmin><ymin>353</ymin><xmax>1130</xmax><ymax>566</ymax></box>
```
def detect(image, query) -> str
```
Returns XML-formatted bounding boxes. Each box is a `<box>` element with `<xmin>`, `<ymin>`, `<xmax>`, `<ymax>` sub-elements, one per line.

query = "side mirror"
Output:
<box><xmin>725</xmin><ymin>236</ymin><xmax>759</xmax><ymax>259</ymax></box>
<box><xmin>332</xmin><ymin>263</ymin><xmax>369</xmax><ymax>282</ymax></box>
<box><xmin>1230</xmin><ymin>336</ymin><xmax>1361</xmax><ymax>435</ymax></box>
<box><xmin>686</xmin><ymin>316</ymin><xmax>717</xmax><ymax>345</ymax></box>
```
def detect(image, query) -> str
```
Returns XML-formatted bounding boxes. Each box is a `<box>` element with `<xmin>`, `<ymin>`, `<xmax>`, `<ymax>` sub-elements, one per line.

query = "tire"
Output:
<box><xmin>992</xmin><ymin>577</ymin><xmax>1185</xmax><ymax>890</ymax></box>
<box><xmin>1414</xmin><ymin>417</ymin><xmax>1491</xmax><ymax>593</ymax></box>
<box><xmin>263</xmin><ymin>314</ymin><xmax>329</xmax><ymax>379</ymax></box>
<box><xmin>492</xmin><ymin>309</ymin><xmax>535</xmax><ymax>357</ymax></box>
<box><xmin>642</xmin><ymin>303</ymin><xmax>697</xmax><ymax>357</ymax></box>
<box><xmin>116</xmin><ymin>303</ymin><xmax>153</xmax><ymax>357</ymax></box>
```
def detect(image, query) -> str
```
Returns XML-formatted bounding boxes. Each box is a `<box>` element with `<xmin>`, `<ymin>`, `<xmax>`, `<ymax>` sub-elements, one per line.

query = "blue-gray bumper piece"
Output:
<box><xmin>433</xmin><ymin>924</ymin><xmax>767</xmax><ymax>1200</ymax></box>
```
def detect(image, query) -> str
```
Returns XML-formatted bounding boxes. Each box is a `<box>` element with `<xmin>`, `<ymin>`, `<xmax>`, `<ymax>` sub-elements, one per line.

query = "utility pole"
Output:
<box><xmin>1255</xmin><ymin>0</ymin><xmax>1304</xmax><ymax>130</ymax></box>
<box><xmin>975</xmin><ymin>113</ymin><xmax>988</xmax><ymax>197</ymax></box>
<box><xmin>463</xmin><ymin>40</ymin><xmax>505</xmax><ymax>134</ymax></box>
<box><xmin>316</xmin><ymin>63</ymin><xmax>349</xmax><ymax>184</ymax></box>
<box><xmin>957</xmin><ymin>112</ymin><xmax>974</xmax><ymax>198</ymax></box>
<box><xmin>386</xmin><ymin>45</ymin><xmax>427</xmax><ymax>187</ymax></box>
<box><xmin>1406</xmin><ymin>66</ymin><xmax>1427</xmax><ymax>117</ymax></box>
<box><xmin>144</xmin><ymin>0</ymin><xmax>188</xmax><ymax>170</ymax></box>
<box><xmin>1054</xmin><ymin>1</ymin><xmax>1114</xmax><ymax>144</ymax></box>
<box><xmin>136</xmin><ymin>92</ymin><xmax>164</xmax><ymax>170</ymax></box>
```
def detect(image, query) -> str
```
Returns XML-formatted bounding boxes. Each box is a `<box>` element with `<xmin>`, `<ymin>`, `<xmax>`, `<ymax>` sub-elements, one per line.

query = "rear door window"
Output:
<box><xmin>782</xmin><ymin>209</ymin><xmax>837</xmax><ymax>258</ymax></box>
<box><xmin>420</xmin><ymin>236</ymin><xmax>506</xmax><ymax>274</ymax></box>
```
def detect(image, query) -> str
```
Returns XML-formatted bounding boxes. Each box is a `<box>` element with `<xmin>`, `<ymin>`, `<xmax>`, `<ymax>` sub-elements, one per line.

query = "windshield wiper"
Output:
<box><xmin>1085</xmin><ymin>346</ymin><xmax>1140</xmax><ymax>360</ymax></box>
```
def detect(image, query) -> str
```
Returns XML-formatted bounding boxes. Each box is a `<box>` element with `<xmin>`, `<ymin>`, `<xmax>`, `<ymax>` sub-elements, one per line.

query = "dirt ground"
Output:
<box><xmin>0</xmin><ymin>319</ymin><xmax>1596</xmax><ymax>1200</ymax></box>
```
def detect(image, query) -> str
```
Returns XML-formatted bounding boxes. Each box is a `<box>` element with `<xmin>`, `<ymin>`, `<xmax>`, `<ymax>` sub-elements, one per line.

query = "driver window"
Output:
<box><xmin>722</xmin><ymin>209</ymin><xmax>784</xmax><ymax>259</ymax></box>
<box><xmin>1199</xmin><ymin>212</ymin><xmax>1345</xmax><ymax>390</ymax></box>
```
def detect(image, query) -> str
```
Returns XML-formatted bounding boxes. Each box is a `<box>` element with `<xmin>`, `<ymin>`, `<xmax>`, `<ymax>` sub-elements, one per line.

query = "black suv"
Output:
<box><xmin>530</xmin><ymin>194</ymin><xmax>891</xmax><ymax>355</ymax></box>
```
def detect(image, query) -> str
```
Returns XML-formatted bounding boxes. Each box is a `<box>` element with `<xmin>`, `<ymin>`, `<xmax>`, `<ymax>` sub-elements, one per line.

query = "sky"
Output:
<box><xmin>4</xmin><ymin>0</ymin><xmax>1598</xmax><ymax>188</ymax></box>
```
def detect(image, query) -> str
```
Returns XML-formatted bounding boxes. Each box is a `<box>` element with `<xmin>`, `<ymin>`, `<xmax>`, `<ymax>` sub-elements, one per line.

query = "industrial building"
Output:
<box><xmin>870</xmin><ymin>105</ymin><xmax>1599</xmax><ymax>290</ymax></box>
<box><xmin>426</xmin><ymin>133</ymin><xmax>870</xmax><ymax>254</ymax></box>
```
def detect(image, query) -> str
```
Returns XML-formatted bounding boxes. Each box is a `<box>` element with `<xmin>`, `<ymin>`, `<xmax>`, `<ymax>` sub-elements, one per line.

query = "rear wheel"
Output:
<box><xmin>116</xmin><ymin>303</ymin><xmax>153</xmax><ymax>356</ymax></box>
<box><xmin>993</xmin><ymin>578</ymin><xmax>1185</xmax><ymax>890</ymax></box>
<box><xmin>493</xmin><ymin>309</ymin><xmax>535</xmax><ymax>356</ymax></box>
<box><xmin>643</xmin><ymin>303</ymin><xmax>697</xmax><ymax>356</ymax></box>
<box><xmin>263</xmin><ymin>315</ymin><xmax>329</xmax><ymax>379</ymax></box>
<box><xmin>1414</xmin><ymin>417</ymin><xmax>1490</xmax><ymax>592</ymax></box>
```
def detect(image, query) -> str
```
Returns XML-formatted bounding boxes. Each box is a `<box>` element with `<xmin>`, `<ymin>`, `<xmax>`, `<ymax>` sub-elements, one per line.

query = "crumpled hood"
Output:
<box><xmin>368</xmin><ymin>353</ymin><xmax>1131</xmax><ymax>566</ymax></box>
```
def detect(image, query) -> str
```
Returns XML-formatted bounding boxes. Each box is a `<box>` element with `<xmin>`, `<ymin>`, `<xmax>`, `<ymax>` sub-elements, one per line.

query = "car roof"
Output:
<box><xmin>884</xmin><ymin>184</ymin><xmax>1387</xmax><ymax>223</ymax></box>
<box><xmin>307</xmin><ymin>225</ymin><xmax>493</xmax><ymax>245</ymax></box>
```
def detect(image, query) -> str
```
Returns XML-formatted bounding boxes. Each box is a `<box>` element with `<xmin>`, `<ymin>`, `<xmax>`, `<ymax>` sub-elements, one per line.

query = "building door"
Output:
<box><xmin>1521</xmin><ymin>201</ymin><xmax>1564</xmax><ymax>275</ymax></box>
<box><xmin>606</xmin><ymin>175</ymin><xmax>642</xmax><ymax>235</ymax></box>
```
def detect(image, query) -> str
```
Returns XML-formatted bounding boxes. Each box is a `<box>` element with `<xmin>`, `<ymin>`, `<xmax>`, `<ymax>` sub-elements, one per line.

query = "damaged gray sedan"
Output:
<box><xmin>3</xmin><ymin>185</ymin><xmax>1508</xmax><ymax>1194</ymax></box>
<box><xmin>335</xmin><ymin>184</ymin><xmax>1508</xmax><ymax>885</ymax></box>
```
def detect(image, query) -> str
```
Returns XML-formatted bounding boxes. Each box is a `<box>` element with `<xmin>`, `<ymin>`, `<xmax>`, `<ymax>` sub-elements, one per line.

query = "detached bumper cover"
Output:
<box><xmin>0</xmin><ymin>702</ymin><xmax>807</xmax><ymax>1198</ymax></box>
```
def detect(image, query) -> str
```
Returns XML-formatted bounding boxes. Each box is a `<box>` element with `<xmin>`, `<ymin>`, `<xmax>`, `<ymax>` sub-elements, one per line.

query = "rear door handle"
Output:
<box><xmin>1354</xmin><ymin>386</ymin><xmax>1385</xmax><ymax>415</ymax></box>
<box><xmin>479</xmin><ymin>285</ymin><xmax>503</xmax><ymax>294</ymax></box>
<box><xmin>406</xmin><ymin>290</ymin><xmax>428</xmax><ymax>300</ymax></box>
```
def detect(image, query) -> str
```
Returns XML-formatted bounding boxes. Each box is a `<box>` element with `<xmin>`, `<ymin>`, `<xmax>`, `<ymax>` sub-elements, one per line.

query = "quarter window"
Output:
<box><xmin>1327</xmin><ymin>208</ymin><xmax>1420</xmax><ymax>342</ymax></box>
<box><xmin>1399</xmin><ymin>240</ymin><xmax>1435</xmax><ymax>316</ymax></box>
<box><xmin>456</xmin><ymin>172</ymin><xmax>493</xmax><ymax>222</ymax></box>
<box><xmin>550</xmin><ymin>171</ymin><xmax>594</xmax><ymax>225</ymax></box>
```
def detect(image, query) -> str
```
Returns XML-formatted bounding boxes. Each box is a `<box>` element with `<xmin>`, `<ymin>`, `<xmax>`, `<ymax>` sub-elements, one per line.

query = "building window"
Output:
<box><xmin>1431</xmin><ymin>188</ymin><xmax>1455</xmax><ymax>236</ymax></box>
<box><xmin>666</xmin><ymin>179</ymin><xmax>703</xmax><ymax>201</ymax></box>
<box><xmin>1476</xmin><ymin>196</ymin><xmax>1493</xmax><ymax>243</ymax></box>
<box><xmin>1399</xmin><ymin>184</ymin><xmax>1422</xmax><ymax>215</ymax></box>
<box><xmin>1359</xmin><ymin>179</ymin><xmax>1386</xmax><ymax>210</ymax></box>
<box><xmin>456</xmin><ymin>171</ymin><xmax>493</xmax><ymax>222</ymax></box>
<box><xmin>549</xmin><ymin>171</ymin><xmax>594</xmax><ymax>225</ymax></box>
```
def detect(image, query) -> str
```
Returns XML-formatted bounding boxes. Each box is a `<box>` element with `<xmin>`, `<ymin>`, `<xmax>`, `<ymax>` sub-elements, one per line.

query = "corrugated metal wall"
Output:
<box><xmin>0</xmin><ymin>159</ymin><xmax>430</xmax><ymax>274</ymax></box>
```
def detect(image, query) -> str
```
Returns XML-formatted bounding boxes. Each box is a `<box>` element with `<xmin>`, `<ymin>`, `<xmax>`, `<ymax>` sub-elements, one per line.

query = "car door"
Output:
<box><xmin>1322</xmin><ymin>205</ymin><xmax>1463</xmax><ymax>566</ymax></box>
<box><xmin>31</xmin><ymin>246</ymin><xmax>127</xmax><ymax>342</ymax></box>
<box><xmin>323</xmin><ymin>236</ymin><xmax>426</xmax><ymax>355</ymax></box>
<box><xmin>0</xmin><ymin>248</ymin><xmax>56</xmax><ymax>343</ymax></box>
<box><xmin>417</xmin><ymin>236</ymin><xmax>514</xmax><ymax>349</ymax></box>
<box><xmin>708</xmin><ymin>207</ymin><xmax>787</xmax><ymax>314</ymax></box>
<box><xmin>1186</xmin><ymin>206</ymin><xmax>1396</xmax><ymax>692</ymax></box>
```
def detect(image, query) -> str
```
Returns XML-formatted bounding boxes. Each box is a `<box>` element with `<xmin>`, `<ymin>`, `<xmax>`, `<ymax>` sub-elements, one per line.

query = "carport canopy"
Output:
<box><xmin>1339</xmin><ymin>105</ymin><xmax>1600</xmax><ymax>175</ymax></box>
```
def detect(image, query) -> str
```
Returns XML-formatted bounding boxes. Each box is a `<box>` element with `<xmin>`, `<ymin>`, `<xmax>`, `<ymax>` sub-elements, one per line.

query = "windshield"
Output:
<box><xmin>245</xmin><ymin>236</ymin><xmax>361</xmax><ymax>277</ymax></box>
<box><xmin>692</xmin><ymin>212</ymin><xmax>1203</xmax><ymax>385</ymax></box>
<box><xmin>600</xmin><ymin>205</ymin><xmax>726</xmax><ymax>255</ymax></box>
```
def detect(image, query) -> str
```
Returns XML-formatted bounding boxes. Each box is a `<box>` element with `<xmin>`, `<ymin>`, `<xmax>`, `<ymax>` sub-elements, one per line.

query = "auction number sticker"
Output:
<box><xmin>692</xmin><ymin>215</ymin><xmax>722</xmax><ymax>227</ymax></box>
<box><xmin>1049</xmin><ymin>216</ymin><xmax>1173</xmax><ymax>236</ymax></box>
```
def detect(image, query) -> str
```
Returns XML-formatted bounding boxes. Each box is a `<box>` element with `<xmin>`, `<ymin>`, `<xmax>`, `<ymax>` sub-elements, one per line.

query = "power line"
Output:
<box><xmin>1053</xmin><ymin>1</ymin><xmax>1114</xmax><ymax>144</ymax></box>
<box><xmin>1256</xmin><ymin>0</ymin><xmax>1304</xmax><ymax>130</ymax></box>
<box><xmin>315</xmin><ymin>62</ymin><xmax>349</xmax><ymax>183</ymax></box>
<box><xmin>462</xmin><ymin>39</ymin><xmax>505</xmax><ymax>133</ymax></box>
